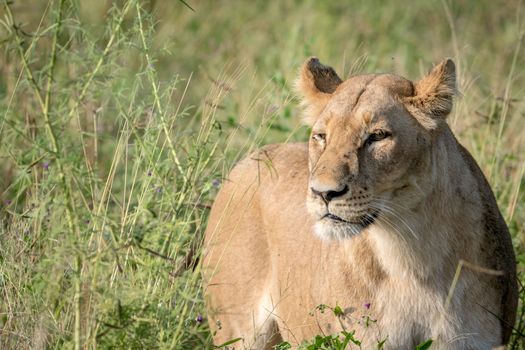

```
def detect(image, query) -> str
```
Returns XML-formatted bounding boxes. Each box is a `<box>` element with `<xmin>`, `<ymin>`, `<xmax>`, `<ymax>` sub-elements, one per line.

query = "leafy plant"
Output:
<box><xmin>415</xmin><ymin>339</ymin><xmax>433</xmax><ymax>350</ymax></box>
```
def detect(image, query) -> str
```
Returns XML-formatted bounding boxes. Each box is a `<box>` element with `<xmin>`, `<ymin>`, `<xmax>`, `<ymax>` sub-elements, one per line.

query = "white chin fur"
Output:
<box><xmin>313</xmin><ymin>220</ymin><xmax>363</xmax><ymax>241</ymax></box>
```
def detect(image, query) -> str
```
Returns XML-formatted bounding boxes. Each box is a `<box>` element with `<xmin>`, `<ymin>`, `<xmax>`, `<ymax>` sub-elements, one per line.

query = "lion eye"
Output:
<box><xmin>366</xmin><ymin>130</ymin><xmax>390</xmax><ymax>145</ymax></box>
<box><xmin>312</xmin><ymin>133</ymin><xmax>326</xmax><ymax>143</ymax></box>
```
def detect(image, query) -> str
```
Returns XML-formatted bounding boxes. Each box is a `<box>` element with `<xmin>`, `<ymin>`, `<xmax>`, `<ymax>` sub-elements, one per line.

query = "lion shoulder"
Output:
<box><xmin>205</xmin><ymin>142</ymin><xmax>309</xmax><ymax>242</ymax></box>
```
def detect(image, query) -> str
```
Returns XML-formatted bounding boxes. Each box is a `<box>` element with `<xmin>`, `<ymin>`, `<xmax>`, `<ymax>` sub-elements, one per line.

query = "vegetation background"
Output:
<box><xmin>0</xmin><ymin>0</ymin><xmax>524</xmax><ymax>349</ymax></box>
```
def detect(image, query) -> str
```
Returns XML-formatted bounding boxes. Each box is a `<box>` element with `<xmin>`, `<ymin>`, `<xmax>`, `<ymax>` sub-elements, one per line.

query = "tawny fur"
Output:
<box><xmin>202</xmin><ymin>58</ymin><xmax>517</xmax><ymax>350</ymax></box>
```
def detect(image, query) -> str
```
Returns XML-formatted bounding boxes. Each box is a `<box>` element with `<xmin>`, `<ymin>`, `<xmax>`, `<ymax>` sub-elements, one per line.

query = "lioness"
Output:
<box><xmin>202</xmin><ymin>58</ymin><xmax>517</xmax><ymax>349</ymax></box>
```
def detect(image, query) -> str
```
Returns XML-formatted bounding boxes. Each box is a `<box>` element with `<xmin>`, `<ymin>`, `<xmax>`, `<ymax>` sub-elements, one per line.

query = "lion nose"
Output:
<box><xmin>311</xmin><ymin>185</ymin><xmax>349</xmax><ymax>202</ymax></box>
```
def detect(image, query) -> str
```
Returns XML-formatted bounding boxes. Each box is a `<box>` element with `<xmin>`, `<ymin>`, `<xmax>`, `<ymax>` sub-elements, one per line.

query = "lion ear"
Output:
<box><xmin>295</xmin><ymin>57</ymin><xmax>342</xmax><ymax>125</ymax></box>
<box><xmin>404</xmin><ymin>59</ymin><xmax>457</xmax><ymax>130</ymax></box>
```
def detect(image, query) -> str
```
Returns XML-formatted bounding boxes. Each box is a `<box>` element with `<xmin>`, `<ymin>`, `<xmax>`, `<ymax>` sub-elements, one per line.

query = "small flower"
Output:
<box><xmin>211</xmin><ymin>179</ymin><xmax>221</xmax><ymax>188</ymax></box>
<box><xmin>147</xmin><ymin>170</ymin><xmax>152</xmax><ymax>177</ymax></box>
<box><xmin>155</xmin><ymin>187</ymin><xmax>162</xmax><ymax>193</ymax></box>
<box><xmin>196</xmin><ymin>314</ymin><xmax>203</xmax><ymax>323</ymax></box>
<box><xmin>364</xmin><ymin>302</ymin><xmax>371</xmax><ymax>310</ymax></box>
<box><xmin>4</xmin><ymin>199</ymin><xmax>12</xmax><ymax>206</ymax></box>
<box><xmin>42</xmin><ymin>162</ymin><xmax>50</xmax><ymax>171</ymax></box>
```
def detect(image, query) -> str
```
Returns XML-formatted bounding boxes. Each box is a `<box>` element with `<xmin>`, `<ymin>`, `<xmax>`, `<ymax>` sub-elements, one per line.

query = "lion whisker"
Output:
<box><xmin>369</xmin><ymin>202</ymin><xmax>419</xmax><ymax>240</ymax></box>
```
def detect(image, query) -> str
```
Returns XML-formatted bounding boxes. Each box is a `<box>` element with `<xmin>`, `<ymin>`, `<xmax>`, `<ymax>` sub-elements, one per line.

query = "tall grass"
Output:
<box><xmin>0</xmin><ymin>0</ymin><xmax>524</xmax><ymax>349</ymax></box>
<box><xmin>1</xmin><ymin>1</ymin><xmax>218</xmax><ymax>348</ymax></box>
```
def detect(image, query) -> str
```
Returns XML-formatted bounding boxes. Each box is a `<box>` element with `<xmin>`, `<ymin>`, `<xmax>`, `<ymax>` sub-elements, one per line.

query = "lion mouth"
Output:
<box><xmin>322</xmin><ymin>210</ymin><xmax>380</xmax><ymax>228</ymax></box>
<box><xmin>323</xmin><ymin>213</ymin><xmax>348</xmax><ymax>222</ymax></box>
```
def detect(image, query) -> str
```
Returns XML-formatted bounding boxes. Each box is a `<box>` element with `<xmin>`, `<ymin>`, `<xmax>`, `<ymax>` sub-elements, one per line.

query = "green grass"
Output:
<box><xmin>0</xmin><ymin>0</ymin><xmax>524</xmax><ymax>349</ymax></box>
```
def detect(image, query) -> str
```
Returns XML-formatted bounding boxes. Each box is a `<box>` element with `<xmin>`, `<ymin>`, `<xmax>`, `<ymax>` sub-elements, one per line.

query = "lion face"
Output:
<box><xmin>297</xmin><ymin>58</ymin><xmax>456</xmax><ymax>240</ymax></box>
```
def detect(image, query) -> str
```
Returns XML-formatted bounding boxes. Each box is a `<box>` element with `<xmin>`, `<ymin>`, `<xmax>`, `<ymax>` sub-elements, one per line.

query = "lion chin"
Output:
<box><xmin>313</xmin><ymin>212</ymin><xmax>380</xmax><ymax>241</ymax></box>
<box><xmin>314</xmin><ymin>220</ymin><xmax>363</xmax><ymax>240</ymax></box>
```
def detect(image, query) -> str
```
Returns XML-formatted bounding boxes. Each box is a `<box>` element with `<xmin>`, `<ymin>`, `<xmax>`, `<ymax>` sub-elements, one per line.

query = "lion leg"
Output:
<box><xmin>251</xmin><ymin>316</ymin><xmax>283</xmax><ymax>350</ymax></box>
<box><xmin>206</xmin><ymin>289</ymin><xmax>283</xmax><ymax>349</ymax></box>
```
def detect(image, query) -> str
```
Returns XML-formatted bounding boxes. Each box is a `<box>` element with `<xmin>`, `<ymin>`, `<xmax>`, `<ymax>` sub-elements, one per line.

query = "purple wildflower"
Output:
<box><xmin>43</xmin><ymin>162</ymin><xmax>50</xmax><ymax>171</ymax></box>
<box><xmin>196</xmin><ymin>314</ymin><xmax>204</xmax><ymax>323</ymax></box>
<box><xmin>364</xmin><ymin>302</ymin><xmax>371</xmax><ymax>310</ymax></box>
<box><xmin>211</xmin><ymin>179</ymin><xmax>221</xmax><ymax>188</ymax></box>
<box><xmin>4</xmin><ymin>199</ymin><xmax>12</xmax><ymax>206</ymax></box>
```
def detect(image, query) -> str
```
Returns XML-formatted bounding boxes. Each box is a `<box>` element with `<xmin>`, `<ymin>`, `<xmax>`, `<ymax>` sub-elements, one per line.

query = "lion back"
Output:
<box><xmin>457</xmin><ymin>143</ymin><xmax>518</xmax><ymax>344</ymax></box>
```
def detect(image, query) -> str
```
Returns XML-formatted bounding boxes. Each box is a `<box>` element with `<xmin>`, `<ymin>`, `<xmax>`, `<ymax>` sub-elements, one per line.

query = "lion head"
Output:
<box><xmin>296</xmin><ymin>57</ymin><xmax>456</xmax><ymax>240</ymax></box>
